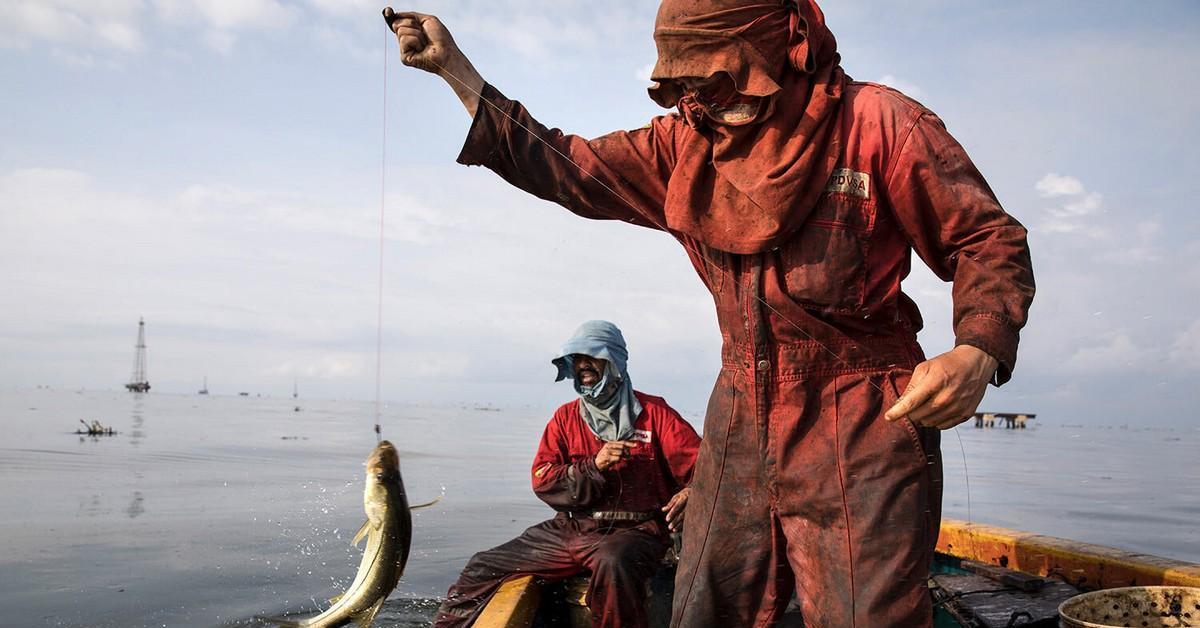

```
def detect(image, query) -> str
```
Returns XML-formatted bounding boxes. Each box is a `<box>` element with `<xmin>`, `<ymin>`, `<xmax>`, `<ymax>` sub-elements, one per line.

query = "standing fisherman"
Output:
<box><xmin>386</xmin><ymin>1</ymin><xmax>1035</xmax><ymax>626</ymax></box>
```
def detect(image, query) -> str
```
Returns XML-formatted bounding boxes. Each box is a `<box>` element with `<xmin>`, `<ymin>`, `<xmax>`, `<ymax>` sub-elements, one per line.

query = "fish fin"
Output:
<box><xmin>253</xmin><ymin>615</ymin><xmax>302</xmax><ymax>628</ymax></box>
<box><xmin>352</xmin><ymin>520</ymin><xmax>370</xmax><ymax>547</ymax></box>
<box><xmin>409</xmin><ymin>494</ymin><xmax>444</xmax><ymax>510</ymax></box>
<box><xmin>352</xmin><ymin>596</ymin><xmax>386</xmax><ymax>628</ymax></box>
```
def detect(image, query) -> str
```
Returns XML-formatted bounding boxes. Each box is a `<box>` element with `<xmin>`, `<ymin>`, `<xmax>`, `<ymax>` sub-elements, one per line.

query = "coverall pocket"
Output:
<box><xmin>882</xmin><ymin>369</ymin><xmax>932</xmax><ymax>466</ymax></box>
<box><xmin>777</xmin><ymin>194</ymin><xmax>875</xmax><ymax>314</ymax></box>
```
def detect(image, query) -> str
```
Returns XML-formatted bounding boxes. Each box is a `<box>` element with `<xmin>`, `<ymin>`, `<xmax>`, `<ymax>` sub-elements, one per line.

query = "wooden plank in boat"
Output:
<box><xmin>474</xmin><ymin>575</ymin><xmax>541</xmax><ymax>628</ymax></box>
<box><xmin>930</xmin><ymin>570</ymin><xmax>1078</xmax><ymax>628</ymax></box>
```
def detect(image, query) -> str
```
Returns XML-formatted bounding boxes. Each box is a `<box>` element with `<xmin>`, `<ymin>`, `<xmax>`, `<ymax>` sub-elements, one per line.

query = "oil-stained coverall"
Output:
<box><xmin>448</xmin><ymin>1</ymin><xmax>1035</xmax><ymax>625</ymax></box>
<box><xmin>432</xmin><ymin>392</ymin><xmax>701</xmax><ymax>628</ymax></box>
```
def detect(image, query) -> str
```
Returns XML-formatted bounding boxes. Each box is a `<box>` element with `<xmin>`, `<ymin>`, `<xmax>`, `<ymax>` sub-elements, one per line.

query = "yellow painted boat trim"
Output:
<box><xmin>474</xmin><ymin>574</ymin><xmax>542</xmax><ymax>628</ymax></box>
<box><xmin>938</xmin><ymin>518</ymin><xmax>1200</xmax><ymax>590</ymax></box>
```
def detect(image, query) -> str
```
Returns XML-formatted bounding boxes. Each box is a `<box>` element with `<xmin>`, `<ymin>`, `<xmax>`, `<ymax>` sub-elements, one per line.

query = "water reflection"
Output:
<box><xmin>126</xmin><ymin>491</ymin><xmax>145</xmax><ymax>519</ymax></box>
<box><xmin>77</xmin><ymin>493</ymin><xmax>105</xmax><ymax>517</ymax></box>
<box><xmin>129</xmin><ymin>399</ymin><xmax>145</xmax><ymax>447</ymax></box>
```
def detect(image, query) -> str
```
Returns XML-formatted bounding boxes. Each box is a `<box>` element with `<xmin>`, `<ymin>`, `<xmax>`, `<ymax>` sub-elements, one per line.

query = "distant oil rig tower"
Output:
<box><xmin>125</xmin><ymin>317</ymin><xmax>151</xmax><ymax>393</ymax></box>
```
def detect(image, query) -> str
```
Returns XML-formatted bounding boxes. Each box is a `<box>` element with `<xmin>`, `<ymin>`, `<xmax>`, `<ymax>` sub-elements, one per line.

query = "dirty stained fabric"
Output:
<box><xmin>645</xmin><ymin>0</ymin><xmax>847</xmax><ymax>254</ymax></box>
<box><xmin>454</xmin><ymin>2</ymin><xmax>1034</xmax><ymax>626</ymax></box>
<box><xmin>432</xmin><ymin>393</ymin><xmax>701</xmax><ymax>628</ymax></box>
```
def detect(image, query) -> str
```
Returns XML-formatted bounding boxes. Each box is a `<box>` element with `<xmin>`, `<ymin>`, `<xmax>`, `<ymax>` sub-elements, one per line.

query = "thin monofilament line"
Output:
<box><xmin>429</xmin><ymin>58</ymin><xmax>889</xmax><ymax>395</ymax></box>
<box><xmin>374</xmin><ymin>30</ymin><xmax>388</xmax><ymax>442</ymax></box>
<box><xmin>953</xmin><ymin>427</ymin><xmax>974</xmax><ymax>551</ymax></box>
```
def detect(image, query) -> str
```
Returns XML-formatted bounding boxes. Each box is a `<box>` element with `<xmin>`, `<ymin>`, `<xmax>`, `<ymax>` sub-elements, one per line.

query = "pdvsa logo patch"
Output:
<box><xmin>631</xmin><ymin>429</ymin><xmax>653</xmax><ymax>444</ymax></box>
<box><xmin>826</xmin><ymin>168</ymin><xmax>871</xmax><ymax>199</ymax></box>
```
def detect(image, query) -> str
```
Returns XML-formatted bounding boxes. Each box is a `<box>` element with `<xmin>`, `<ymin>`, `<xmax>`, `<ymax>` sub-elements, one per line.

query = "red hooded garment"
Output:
<box><xmin>646</xmin><ymin>0</ymin><xmax>847</xmax><ymax>254</ymax></box>
<box><xmin>455</xmin><ymin>1</ymin><xmax>1035</xmax><ymax>626</ymax></box>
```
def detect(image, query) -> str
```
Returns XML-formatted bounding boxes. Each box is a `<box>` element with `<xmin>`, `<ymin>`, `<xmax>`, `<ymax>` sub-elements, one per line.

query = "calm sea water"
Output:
<box><xmin>1</xmin><ymin>388</ymin><xmax>1197</xmax><ymax>627</ymax></box>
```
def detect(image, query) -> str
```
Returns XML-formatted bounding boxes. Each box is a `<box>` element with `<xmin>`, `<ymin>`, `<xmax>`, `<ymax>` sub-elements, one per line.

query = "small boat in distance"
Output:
<box><xmin>124</xmin><ymin>318</ymin><xmax>151</xmax><ymax>393</ymax></box>
<box><xmin>199</xmin><ymin>376</ymin><xmax>209</xmax><ymax>395</ymax></box>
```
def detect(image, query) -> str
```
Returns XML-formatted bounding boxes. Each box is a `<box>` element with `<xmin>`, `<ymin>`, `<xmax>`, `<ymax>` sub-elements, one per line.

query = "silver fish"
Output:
<box><xmin>266</xmin><ymin>440</ymin><xmax>437</xmax><ymax>627</ymax></box>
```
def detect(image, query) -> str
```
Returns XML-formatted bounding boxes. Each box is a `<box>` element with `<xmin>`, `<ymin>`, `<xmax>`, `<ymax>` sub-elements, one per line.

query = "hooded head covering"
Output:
<box><xmin>646</xmin><ymin>0</ymin><xmax>847</xmax><ymax>254</ymax></box>
<box><xmin>552</xmin><ymin>320</ymin><xmax>643</xmax><ymax>441</ymax></box>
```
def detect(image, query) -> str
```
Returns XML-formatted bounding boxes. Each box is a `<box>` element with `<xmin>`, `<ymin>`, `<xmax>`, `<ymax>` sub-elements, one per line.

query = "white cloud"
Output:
<box><xmin>0</xmin><ymin>164</ymin><xmax>720</xmax><ymax>408</ymax></box>
<box><xmin>152</xmin><ymin>0</ymin><xmax>297</xmax><ymax>52</ymax></box>
<box><xmin>1167</xmin><ymin>320</ymin><xmax>1200</xmax><ymax>369</ymax></box>
<box><xmin>0</xmin><ymin>0</ymin><xmax>145</xmax><ymax>52</ymax></box>
<box><xmin>877</xmin><ymin>74</ymin><xmax>924</xmax><ymax>99</ymax></box>
<box><xmin>153</xmin><ymin>0</ymin><xmax>292</xmax><ymax>30</ymax></box>
<box><xmin>175</xmin><ymin>182</ymin><xmax>459</xmax><ymax>245</ymax></box>
<box><xmin>1035</xmin><ymin>173</ymin><xmax>1085</xmax><ymax>198</ymax></box>
<box><xmin>1061</xmin><ymin>332</ymin><xmax>1146</xmax><ymax>373</ymax></box>
<box><xmin>202</xmin><ymin>28</ymin><xmax>235</xmax><ymax>54</ymax></box>
<box><xmin>306</xmin><ymin>0</ymin><xmax>377</xmax><ymax>18</ymax></box>
<box><xmin>265</xmin><ymin>355</ymin><xmax>365</xmax><ymax>379</ymax></box>
<box><xmin>1035</xmin><ymin>173</ymin><xmax>1106</xmax><ymax>237</ymax></box>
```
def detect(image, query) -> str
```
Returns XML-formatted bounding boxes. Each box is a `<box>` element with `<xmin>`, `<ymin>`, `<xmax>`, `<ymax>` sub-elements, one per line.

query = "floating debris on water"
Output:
<box><xmin>76</xmin><ymin>419</ymin><xmax>116</xmax><ymax>436</ymax></box>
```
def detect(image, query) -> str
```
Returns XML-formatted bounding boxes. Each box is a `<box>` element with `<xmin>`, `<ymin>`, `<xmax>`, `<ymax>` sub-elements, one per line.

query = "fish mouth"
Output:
<box><xmin>367</xmin><ymin>440</ymin><xmax>400</xmax><ymax>476</ymax></box>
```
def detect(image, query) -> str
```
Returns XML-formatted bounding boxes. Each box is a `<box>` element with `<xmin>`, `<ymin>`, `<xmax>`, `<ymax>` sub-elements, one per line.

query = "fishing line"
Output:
<box><xmin>373</xmin><ymin>27</ymin><xmax>388</xmax><ymax>443</ymax></box>
<box><xmin>393</xmin><ymin>33</ymin><xmax>984</xmax><ymax>555</ymax></box>
<box><xmin>953</xmin><ymin>426</ymin><xmax>976</xmax><ymax>556</ymax></box>
<box><xmin>426</xmin><ymin>58</ymin><xmax>894</xmax><ymax>398</ymax></box>
<box><xmin>423</xmin><ymin>57</ymin><xmax>990</xmax><ymax>557</ymax></box>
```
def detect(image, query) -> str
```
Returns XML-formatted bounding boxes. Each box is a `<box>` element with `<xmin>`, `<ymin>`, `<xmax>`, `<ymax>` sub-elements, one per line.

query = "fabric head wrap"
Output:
<box><xmin>646</xmin><ymin>0</ymin><xmax>847</xmax><ymax>254</ymax></box>
<box><xmin>551</xmin><ymin>320</ymin><xmax>643</xmax><ymax>441</ymax></box>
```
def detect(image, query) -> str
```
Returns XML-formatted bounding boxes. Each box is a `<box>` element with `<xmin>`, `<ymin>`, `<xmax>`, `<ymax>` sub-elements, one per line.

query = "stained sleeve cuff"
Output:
<box><xmin>456</xmin><ymin>83</ymin><xmax>509</xmax><ymax>168</ymax></box>
<box><xmin>955</xmin><ymin>314</ymin><xmax>1020</xmax><ymax>386</ymax></box>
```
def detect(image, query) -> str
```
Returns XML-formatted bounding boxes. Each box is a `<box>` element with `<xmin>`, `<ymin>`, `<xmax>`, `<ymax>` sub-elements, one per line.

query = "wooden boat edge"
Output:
<box><xmin>937</xmin><ymin>517</ymin><xmax>1200</xmax><ymax>589</ymax></box>
<box><xmin>474</xmin><ymin>520</ymin><xmax>1200</xmax><ymax>627</ymax></box>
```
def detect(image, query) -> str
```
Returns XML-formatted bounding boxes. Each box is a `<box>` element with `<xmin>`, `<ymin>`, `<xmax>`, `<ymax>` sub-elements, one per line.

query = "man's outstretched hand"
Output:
<box><xmin>383</xmin><ymin>9</ymin><xmax>459</xmax><ymax>74</ymax></box>
<box><xmin>885</xmin><ymin>344</ymin><xmax>998</xmax><ymax>430</ymax></box>
<box><xmin>662</xmin><ymin>488</ymin><xmax>690</xmax><ymax>532</ymax></box>
<box><xmin>382</xmin><ymin>7</ymin><xmax>484</xmax><ymax>115</ymax></box>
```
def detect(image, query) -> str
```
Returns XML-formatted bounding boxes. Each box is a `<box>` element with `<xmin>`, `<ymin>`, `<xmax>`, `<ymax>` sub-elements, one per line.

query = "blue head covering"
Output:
<box><xmin>552</xmin><ymin>320</ymin><xmax>643</xmax><ymax>441</ymax></box>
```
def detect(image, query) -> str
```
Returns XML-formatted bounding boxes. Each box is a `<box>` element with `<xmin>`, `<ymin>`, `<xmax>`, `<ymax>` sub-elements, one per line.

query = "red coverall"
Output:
<box><xmin>455</xmin><ymin>79</ymin><xmax>1034</xmax><ymax>626</ymax></box>
<box><xmin>432</xmin><ymin>392</ymin><xmax>701</xmax><ymax>628</ymax></box>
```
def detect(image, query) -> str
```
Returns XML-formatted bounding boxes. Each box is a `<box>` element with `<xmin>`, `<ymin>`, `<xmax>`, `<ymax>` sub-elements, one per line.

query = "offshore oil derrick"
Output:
<box><xmin>125</xmin><ymin>317</ymin><xmax>151</xmax><ymax>393</ymax></box>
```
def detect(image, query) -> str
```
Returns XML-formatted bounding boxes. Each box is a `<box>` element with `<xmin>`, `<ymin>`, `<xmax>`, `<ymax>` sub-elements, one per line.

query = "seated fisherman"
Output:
<box><xmin>433</xmin><ymin>320</ymin><xmax>701</xmax><ymax>628</ymax></box>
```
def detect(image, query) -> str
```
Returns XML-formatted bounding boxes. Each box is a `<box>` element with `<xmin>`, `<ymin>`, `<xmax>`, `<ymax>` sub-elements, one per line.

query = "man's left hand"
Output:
<box><xmin>662</xmin><ymin>487</ymin><xmax>690</xmax><ymax>532</ymax></box>
<box><xmin>885</xmin><ymin>345</ymin><xmax>999</xmax><ymax>430</ymax></box>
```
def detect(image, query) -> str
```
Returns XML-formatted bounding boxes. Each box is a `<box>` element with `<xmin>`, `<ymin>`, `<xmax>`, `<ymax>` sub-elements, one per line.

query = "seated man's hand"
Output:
<box><xmin>662</xmin><ymin>487</ymin><xmax>691</xmax><ymax>532</ymax></box>
<box><xmin>594</xmin><ymin>440</ymin><xmax>636</xmax><ymax>471</ymax></box>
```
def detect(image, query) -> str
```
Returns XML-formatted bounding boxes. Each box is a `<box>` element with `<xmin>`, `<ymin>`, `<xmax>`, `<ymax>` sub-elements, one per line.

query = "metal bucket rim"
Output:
<box><xmin>1058</xmin><ymin>586</ymin><xmax>1200</xmax><ymax>628</ymax></box>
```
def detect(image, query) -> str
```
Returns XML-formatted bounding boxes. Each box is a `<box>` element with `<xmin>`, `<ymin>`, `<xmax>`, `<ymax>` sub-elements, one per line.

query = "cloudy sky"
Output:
<box><xmin>2</xmin><ymin>0</ymin><xmax>1198</xmax><ymax>424</ymax></box>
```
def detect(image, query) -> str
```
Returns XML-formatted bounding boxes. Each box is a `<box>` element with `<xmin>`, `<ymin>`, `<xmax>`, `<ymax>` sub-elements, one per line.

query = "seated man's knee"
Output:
<box><xmin>592</xmin><ymin>538</ymin><xmax>657</xmax><ymax>579</ymax></box>
<box><xmin>460</xmin><ymin>550</ymin><xmax>505</xmax><ymax>582</ymax></box>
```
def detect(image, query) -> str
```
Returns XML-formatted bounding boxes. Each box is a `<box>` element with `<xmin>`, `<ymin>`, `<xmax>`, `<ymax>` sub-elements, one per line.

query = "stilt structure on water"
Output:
<box><xmin>973</xmin><ymin>412</ymin><xmax>1037</xmax><ymax>429</ymax></box>
<box><xmin>124</xmin><ymin>318</ymin><xmax>151</xmax><ymax>393</ymax></box>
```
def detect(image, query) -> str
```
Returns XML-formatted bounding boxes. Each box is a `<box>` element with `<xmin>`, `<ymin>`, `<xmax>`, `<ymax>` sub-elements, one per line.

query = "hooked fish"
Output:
<box><xmin>264</xmin><ymin>440</ymin><xmax>438</xmax><ymax>627</ymax></box>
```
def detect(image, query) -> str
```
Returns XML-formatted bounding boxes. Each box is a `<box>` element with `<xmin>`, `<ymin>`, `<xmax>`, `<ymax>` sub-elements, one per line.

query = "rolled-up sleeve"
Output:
<box><xmin>885</xmin><ymin>113</ymin><xmax>1035</xmax><ymax>384</ymax></box>
<box><xmin>457</xmin><ymin>83</ymin><xmax>679</xmax><ymax>231</ymax></box>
